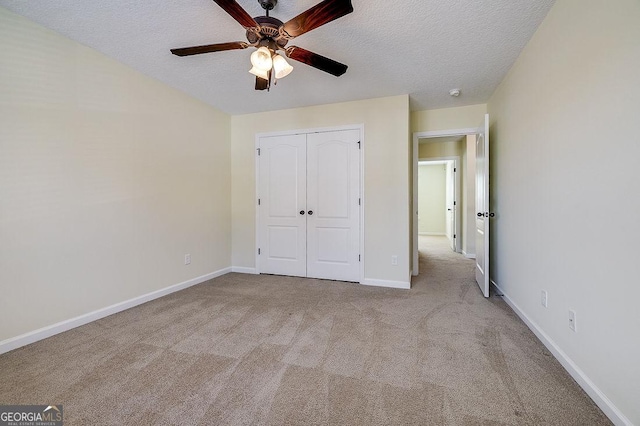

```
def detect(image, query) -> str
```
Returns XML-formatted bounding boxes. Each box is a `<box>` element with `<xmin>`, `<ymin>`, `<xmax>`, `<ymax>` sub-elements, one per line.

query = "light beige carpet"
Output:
<box><xmin>0</xmin><ymin>236</ymin><xmax>610</xmax><ymax>425</ymax></box>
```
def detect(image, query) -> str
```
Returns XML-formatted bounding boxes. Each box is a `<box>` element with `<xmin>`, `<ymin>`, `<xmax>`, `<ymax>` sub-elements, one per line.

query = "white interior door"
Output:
<box><xmin>475</xmin><ymin>114</ymin><xmax>490</xmax><ymax>297</ymax></box>
<box><xmin>445</xmin><ymin>161</ymin><xmax>456</xmax><ymax>251</ymax></box>
<box><xmin>307</xmin><ymin>130</ymin><xmax>360</xmax><ymax>282</ymax></box>
<box><xmin>259</xmin><ymin>134</ymin><xmax>307</xmax><ymax>277</ymax></box>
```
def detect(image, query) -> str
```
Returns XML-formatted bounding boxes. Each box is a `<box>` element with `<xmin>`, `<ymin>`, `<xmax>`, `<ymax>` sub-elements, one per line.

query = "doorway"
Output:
<box><xmin>412</xmin><ymin>129</ymin><xmax>478</xmax><ymax>276</ymax></box>
<box><xmin>417</xmin><ymin>159</ymin><xmax>459</xmax><ymax>251</ymax></box>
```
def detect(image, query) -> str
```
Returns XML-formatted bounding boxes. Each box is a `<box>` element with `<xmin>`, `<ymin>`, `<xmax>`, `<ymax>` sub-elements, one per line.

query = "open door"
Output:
<box><xmin>445</xmin><ymin>161</ymin><xmax>456</xmax><ymax>252</ymax></box>
<box><xmin>475</xmin><ymin>114</ymin><xmax>491</xmax><ymax>297</ymax></box>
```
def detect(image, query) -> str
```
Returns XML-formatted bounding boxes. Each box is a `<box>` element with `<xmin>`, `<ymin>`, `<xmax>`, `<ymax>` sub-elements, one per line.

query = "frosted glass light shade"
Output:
<box><xmin>249</xmin><ymin>66</ymin><xmax>269</xmax><ymax>80</ymax></box>
<box><xmin>250</xmin><ymin>47</ymin><xmax>273</xmax><ymax>71</ymax></box>
<box><xmin>272</xmin><ymin>54</ymin><xmax>293</xmax><ymax>79</ymax></box>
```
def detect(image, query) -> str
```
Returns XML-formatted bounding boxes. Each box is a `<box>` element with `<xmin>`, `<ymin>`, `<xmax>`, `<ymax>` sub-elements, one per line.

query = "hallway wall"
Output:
<box><xmin>418</xmin><ymin>164</ymin><xmax>446</xmax><ymax>234</ymax></box>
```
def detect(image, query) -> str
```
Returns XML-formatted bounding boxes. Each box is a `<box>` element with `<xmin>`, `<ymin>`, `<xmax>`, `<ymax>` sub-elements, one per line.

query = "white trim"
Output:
<box><xmin>0</xmin><ymin>268</ymin><xmax>231</xmax><ymax>355</ymax></box>
<box><xmin>231</xmin><ymin>267</ymin><xmax>258</xmax><ymax>274</ymax></box>
<box><xmin>462</xmin><ymin>251</ymin><xmax>476</xmax><ymax>259</ymax></box>
<box><xmin>255</xmin><ymin>133</ymin><xmax>261</xmax><ymax>275</ymax></box>
<box><xmin>412</xmin><ymin>132</ymin><xmax>419</xmax><ymax>275</ymax></box>
<box><xmin>256</xmin><ymin>124</ymin><xmax>365</xmax><ymax>284</ymax></box>
<box><xmin>359</xmin><ymin>125</ymin><xmax>365</xmax><ymax>286</ymax></box>
<box><xmin>418</xmin><ymin>156</ymin><xmax>461</xmax><ymax>162</ymax></box>
<box><xmin>255</xmin><ymin>124</ymin><xmax>363</xmax><ymax>139</ymax></box>
<box><xmin>491</xmin><ymin>279</ymin><xmax>632</xmax><ymax>426</ymax></box>
<box><xmin>414</xmin><ymin>128</ymin><xmax>479</xmax><ymax>139</ymax></box>
<box><xmin>419</xmin><ymin>232</ymin><xmax>446</xmax><ymax>236</ymax></box>
<box><xmin>413</xmin><ymin>128</ymin><xmax>478</xmax><ymax>276</ymax></box>
<box><xmin>361</xmin><ymin>278</ymin><xmax>411</xmax><ymax>290</ymax></box>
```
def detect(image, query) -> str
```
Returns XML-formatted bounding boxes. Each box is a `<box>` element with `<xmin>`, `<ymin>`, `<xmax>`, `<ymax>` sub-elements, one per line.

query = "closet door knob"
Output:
<box><xmin>308</xmin><ymin>210</ymin><xmax>313</xmax><ymax>215</ymax></box>
<box><xmin>300</xmin><ymin>210</ymin><xmax>305</xmax><ymax>215</ymax></box>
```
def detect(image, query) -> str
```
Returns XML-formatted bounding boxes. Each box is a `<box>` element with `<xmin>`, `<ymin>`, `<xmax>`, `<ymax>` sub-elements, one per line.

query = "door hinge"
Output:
<box><xmin>454</xmin><ymin>201</ymin><xmax>456</xmax><ymax>206</ymax></box>
<box><xmin>257</xmin><ymin>148</ymin><xmax>261</xmax><ymax>156</ymax></box>
<box><xmin>453</xmin><ymin>234</ymin><xmax>456</xmax><ymax>239</ymax></box>
<box><xmin>358</xmin><ymin>198</ymin><xmax>361</xmax><ymax>206</ymax></box>
<box><xmin>258</xmin><ymin>198</ymin><xmax>261</xmax><ymax>205</ymax></box>
<box><xmin>358</xmin><ymin>254</ymin><xmax>361</xmax><ymax>262</ymax></box>
<box><xmin>258</xmin><ymin>248</ymin><xmax>261</xmax><ymax>255</ymax></box>
<box><xmin>357</xmin><ymin>141</ymin><xmax>361</xmax><ymax>149</ymax></box>
<box><xmin>454</xmin><ymin>167</ymin><xmax>456</xmax><ymax>172</ymax></box>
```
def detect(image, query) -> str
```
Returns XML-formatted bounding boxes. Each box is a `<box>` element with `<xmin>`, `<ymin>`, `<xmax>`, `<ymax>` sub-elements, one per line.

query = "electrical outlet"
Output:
<box><xmin>391</xmin><ymin>255</ymin><xmax>398</xmax><ymax>266</ymax></box>
<box><xmin>541</xmin><ymin>290</ymin><xmax>548</xmax><ymax>308</ymax></box>
<box><xmin>184</xmin><ymin>254</ymin><xmax>191</xmax><ymax>265</ymax></box>
<box><xmin>568</xmin><ymin>310</ymin><xmax>576</xmax><ymax>332</ymax></box>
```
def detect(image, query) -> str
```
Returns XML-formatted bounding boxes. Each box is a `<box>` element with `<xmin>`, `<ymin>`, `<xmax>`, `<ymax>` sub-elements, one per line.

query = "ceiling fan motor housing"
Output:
<box><xmin>247</xmin><ymin>16</ymin><xmax>288</xmax><ymax>48</ymax></box>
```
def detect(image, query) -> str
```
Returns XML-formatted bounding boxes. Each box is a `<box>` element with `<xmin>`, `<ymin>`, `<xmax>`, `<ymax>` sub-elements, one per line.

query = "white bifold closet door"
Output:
<box><xmin>259</xmin><ymin>129</ymin><xmax>360</xmax><ymax>282</ymax></box>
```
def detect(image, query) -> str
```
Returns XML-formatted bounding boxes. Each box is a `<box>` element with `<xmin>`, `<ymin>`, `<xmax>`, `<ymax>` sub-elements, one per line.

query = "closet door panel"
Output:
<box><xmin>307</xmin><ymin>129</ymin><xmax>360</xmax><ymax>282</ymax></box>
<box><xmin>258</xmin><ymin>134</ymin><xmax>307</xmax><ymax>277</ymax></box>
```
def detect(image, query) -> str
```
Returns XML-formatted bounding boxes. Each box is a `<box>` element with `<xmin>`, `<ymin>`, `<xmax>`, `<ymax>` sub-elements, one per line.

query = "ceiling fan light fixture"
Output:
<box><xmin>272</xmin><ymin>54</ymin><xmax>293</xmax><ymax>79</ymax></box>
<box><xmin>249</xmin><ymin>66</ymin><xmax>270</xmax><ymax>80</ymax></box>
<box><xmin>171</xmin><ymin>0</ymin><xmax>354</xmax><ymax>91</ymax></box>
<box><xmin>251</xmin><ymin>46</ymin><xmax>273</xmax><ymax>71</ymax></box>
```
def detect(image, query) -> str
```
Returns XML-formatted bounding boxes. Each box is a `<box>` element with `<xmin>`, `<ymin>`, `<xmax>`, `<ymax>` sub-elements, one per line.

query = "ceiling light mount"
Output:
<box><xmin>258</xmin><ymin>0</ymin><xmax>278</xmax><ymax>12</ymax></box>
<box><xmin>449</xmin><ymin>88</ymin><xmax>461</xmax><ymax>97</ymax></box>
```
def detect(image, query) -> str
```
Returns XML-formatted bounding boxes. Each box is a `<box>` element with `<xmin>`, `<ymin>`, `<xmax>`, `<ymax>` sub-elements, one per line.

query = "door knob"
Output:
<box><xmin>300</xmin><ymin>210</ymin><xmax>305</xmax><ymax>215</ymax></box>
<box><xmin>308</xmin><ymin>210</ymin><xmax>313</xmax><ymax>215</ymax></box>
<box><xmin>477</xmin><ymin>212</ymin><xmax>484</xmax><ymax>217</ymax></box>
<box><xmin>489</xmin><ymin>212</ymin><xmax>495</xmax><ymax>218</ymax></box>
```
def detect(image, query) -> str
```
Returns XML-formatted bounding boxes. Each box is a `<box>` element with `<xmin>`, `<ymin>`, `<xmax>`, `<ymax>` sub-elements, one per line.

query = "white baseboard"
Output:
<box><xmin>231</xmin><ymin>266</ymin><xmax>258</xmax><ymax>274</ymax></box>
<box><xmin>462</xmin><ymin>251</ymin><xmax>476</xmax><ymax>259</ymax></box>
<box><xmin>419</xmin><ymin>232</ymin><xmax>446</xmax><ymax>236</ymax></box>
<box><xmin>491</xmin><ymin>279</ymin><xmax>631</xmax><ymax>426</ymax></box>
<box><xmin>0</xmin><ymin>267</ymin><xmax>232</xmax><ymax>355</ymax></box>
<box><xmin>361</xmin><ymin>278</ymin><xmax>411</xmax><ymax>290</ymax></box>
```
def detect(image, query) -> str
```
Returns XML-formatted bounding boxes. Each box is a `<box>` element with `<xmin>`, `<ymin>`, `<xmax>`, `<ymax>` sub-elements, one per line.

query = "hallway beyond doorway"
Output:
<box><xmin>418</xmin><ymin>235</ymin><xmax>467</xmax><ymax>273</ymax></box>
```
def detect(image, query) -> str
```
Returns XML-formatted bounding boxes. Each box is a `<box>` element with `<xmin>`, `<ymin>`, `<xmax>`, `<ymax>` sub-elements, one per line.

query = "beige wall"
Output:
<box><xmin>487</xmin><ymin>0</ymin><xmax>640</xmax><ymax>423</ymax></box>
<box><xmin>418</xmin><ymin>139</ymin><xmax>463</xmax><ymax>159</ymax></box>
<box><xmin>411</xmin><ymin>104</ymin><xmax>487</xmax><ymax>133</ymax></box>
<box><xmin>0</xmin><ymin>8</ymin><xmax>232</xmax><ymax>342</ymax></box>
<box><xmin>418</xmin><ymin>164</ymin><xmax>446</xmax><ymax>234</ymax></box>
<box><xmin>231</xmin><ymin>95</ymin><xmax>411</xmax><ymax>284</ymax></box>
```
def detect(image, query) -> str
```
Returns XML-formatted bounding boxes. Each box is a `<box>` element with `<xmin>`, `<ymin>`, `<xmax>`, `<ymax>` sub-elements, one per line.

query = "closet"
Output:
<box><xmin>257</xmin><ymin>128</ymin><xmax>361</xmax><ymax>282</ymax></box>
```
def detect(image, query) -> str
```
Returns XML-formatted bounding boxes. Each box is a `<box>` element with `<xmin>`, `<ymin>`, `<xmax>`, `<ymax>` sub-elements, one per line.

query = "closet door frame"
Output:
<box><xmin>255</xmin><ymin>124</ymin><xmax>365</xmax><ymax>284</ymax></box>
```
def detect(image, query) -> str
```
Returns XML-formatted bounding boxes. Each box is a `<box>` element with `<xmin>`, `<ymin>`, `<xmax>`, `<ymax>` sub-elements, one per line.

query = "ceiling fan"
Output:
<box><xmin>171</xmin><ymin>0</ymin><xmax>353</xmax><ymax>90</ymax></box>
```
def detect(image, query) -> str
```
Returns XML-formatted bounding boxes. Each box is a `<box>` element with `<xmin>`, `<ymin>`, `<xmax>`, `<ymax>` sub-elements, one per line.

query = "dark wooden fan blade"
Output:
<box><xmin>286</xmin><ymin>46</ymin><xmax>348</xmax><ymax>77</ymax></box>
<box><xmin>281</xmin><ymin>0</ymin><xmax>353</xmax><ymax>39</ymax></box>
<box><xmin>255</xmin><ymin>76</ymin><xmax>269</xmax><ymax>90</ymax></box>
<box><xmin>212</xmin><ymin>0</ymin><xmax>260</xmax><ymax>29</ymax></box>
<box><xmin>171</xmin><ymin>41</ymin><xmax>248</xmax><ymax>56</ymax></box>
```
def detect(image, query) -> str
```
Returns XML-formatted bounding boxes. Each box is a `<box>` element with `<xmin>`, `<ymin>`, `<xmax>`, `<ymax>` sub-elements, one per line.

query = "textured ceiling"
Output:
<box><xmin>0</xmin><ymin>0</ymin><xmax>555</xmax><ymax>115</ymax></box>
